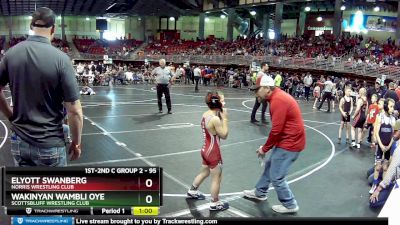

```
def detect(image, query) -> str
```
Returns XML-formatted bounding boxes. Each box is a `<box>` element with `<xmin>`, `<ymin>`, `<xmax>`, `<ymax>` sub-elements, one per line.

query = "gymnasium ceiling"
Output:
<box><xmin>0</xmin><ymin>0</ymin><xmax>398</xmax><ymax>18</ymax></box>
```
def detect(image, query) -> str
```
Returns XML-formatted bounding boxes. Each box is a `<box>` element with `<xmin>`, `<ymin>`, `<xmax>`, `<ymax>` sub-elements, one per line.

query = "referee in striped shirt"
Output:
<box><xmin>152</xmin><ymin>59</ymin><xmax>173</xmax><ymax>114</ymax></box>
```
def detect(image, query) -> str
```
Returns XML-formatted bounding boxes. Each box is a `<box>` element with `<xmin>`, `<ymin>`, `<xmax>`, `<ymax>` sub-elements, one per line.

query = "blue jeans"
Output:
<box><xmin>255</xmin><ymin>147</ymin><xmax>300</xmax><ymax>209</ymax></box>
<box><xmin>10</xmin><ymin>132</ymin><xmax>67</xmax><ymax>167</ymax></box>
<box><xmin>369</xmin><ymin>183</ymin><xmax>394</xmax><ymax>208</ymax></box>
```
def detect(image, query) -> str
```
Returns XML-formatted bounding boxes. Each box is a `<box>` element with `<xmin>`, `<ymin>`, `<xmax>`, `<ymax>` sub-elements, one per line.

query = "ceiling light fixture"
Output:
<box><xmin>106</xmin><ymin>3</ymin><xmax>116</xmax><ymax>11</ymax></box>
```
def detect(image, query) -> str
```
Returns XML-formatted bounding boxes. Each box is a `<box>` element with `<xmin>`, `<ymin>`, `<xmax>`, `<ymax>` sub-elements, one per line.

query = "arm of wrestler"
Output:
<box><xmin>211</xmin><ymin>109</ymin><xmax>229</xmax><ymax>140</ymax></box>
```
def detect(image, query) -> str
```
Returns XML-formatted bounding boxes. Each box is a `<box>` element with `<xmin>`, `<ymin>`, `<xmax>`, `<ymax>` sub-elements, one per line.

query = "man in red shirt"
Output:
<box><xmin>244</xmin><ymin>75</ymin><xmax>306</xmax><ymax>214</ymax></box>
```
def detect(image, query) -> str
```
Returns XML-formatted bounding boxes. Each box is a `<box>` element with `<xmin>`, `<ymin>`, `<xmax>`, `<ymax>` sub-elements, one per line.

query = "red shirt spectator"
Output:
<box><xmin>367</xmin><ymin>103</ymin><xmax>380</xmax><ymax>125</ymax></box>
<box><xmin>262</xmin><ymin>87</ymin><xmax>306</xmax><ymax>152</ymax></box>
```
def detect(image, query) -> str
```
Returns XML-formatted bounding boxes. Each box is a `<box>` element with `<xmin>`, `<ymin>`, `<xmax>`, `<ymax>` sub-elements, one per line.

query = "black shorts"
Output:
<box><xmin>376</xmin><ymin>146</ymin><xmax>391</xmax><ymax>162</ymax></box>
<box><xmin>352</xmin><ymin>113</ymin><xmax>366</xmax><ymax>128</ymax></box>
<box><xmin>341</xmin><ymin>114</ymin><xmax>350</xmax><ymax>122</ymax></box>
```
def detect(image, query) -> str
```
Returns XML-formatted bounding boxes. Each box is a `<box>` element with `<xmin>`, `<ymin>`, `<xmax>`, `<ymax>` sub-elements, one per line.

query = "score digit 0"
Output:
<box><xmin>145</xmin><ymin>179</ymin><xmax>152</xmax><ymax>187</ymax></box>
<box><xmin>145</xmin><ymin>195</ymin><xmax>152</xmax><ymax>203</ymax></box>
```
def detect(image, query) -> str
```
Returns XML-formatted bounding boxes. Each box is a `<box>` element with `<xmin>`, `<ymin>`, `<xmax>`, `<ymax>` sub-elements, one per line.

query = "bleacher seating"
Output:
<box><xmin>9</xmin><ymin>36</ymin><xmax>27</xmax><ymax>47</ymax></box>
<box><xmin>73</xmin><ymin>38</ymin><xmax>142</xmax><ymax>56</ymax></box>
<box><xmin>9</xmin><ymin>36</ymin><xmax>69</xmax><ymax>53</ymax></box>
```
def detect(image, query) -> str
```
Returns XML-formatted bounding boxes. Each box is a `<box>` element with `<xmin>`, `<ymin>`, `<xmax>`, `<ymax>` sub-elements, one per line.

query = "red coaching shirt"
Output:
<box><xmin>262</xmin><ymin>88</ymin><xmax>306</xmax><ymax>153</ymax></box>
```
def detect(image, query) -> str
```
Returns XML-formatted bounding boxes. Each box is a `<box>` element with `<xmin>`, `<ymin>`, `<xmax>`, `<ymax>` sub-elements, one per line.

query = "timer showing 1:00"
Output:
<box><xmin>132</xmin><ymin>207</ymin><xmax>159</xmax><ymax>216</ymax></box>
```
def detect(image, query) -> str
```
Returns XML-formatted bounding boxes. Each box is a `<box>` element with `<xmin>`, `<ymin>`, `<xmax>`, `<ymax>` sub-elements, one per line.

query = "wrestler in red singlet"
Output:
<box><xmin>201</xmin><ymin>114</ymin><xmax>222</xmax><ymax>168</ymax></box>
<box><xmin>186</xmin><ymin>92</ymin><xmax>229</xmax><ymax>211</ymax></box>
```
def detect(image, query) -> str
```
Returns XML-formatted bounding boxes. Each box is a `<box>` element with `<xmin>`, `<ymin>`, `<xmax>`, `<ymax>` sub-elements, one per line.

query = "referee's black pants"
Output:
<box><xmin>194</xmin><ymin>77</ymin><xmax>200</xmax><ymax>91</ymax></box>
<box><xmin>304</xmin><ymin>86</ymin><xmax>311</xmax><ymax>101</ymax></box>
<box><xmin>157</xmin><ymin>84</ymin><xmax>171</xmax><ymax>112</ymax></box>
<box><xmin>251</xmin><ymin>97</ymin><xmax>268</xmax><ymax>121</ymax></box>
<box><xmin>317</xmin><ymin>92</ymin><xmax>332</xmax><ymax>112</ymax></box>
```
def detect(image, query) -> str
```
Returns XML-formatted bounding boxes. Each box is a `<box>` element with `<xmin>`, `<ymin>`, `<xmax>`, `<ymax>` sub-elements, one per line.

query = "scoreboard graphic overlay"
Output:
<box><xmin>1</xmin><ymin>167</ymin><xmax>162</xmax><ymax>216</ymax></box>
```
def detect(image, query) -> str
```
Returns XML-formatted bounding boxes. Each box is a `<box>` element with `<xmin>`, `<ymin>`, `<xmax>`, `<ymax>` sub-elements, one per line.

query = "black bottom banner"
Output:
<box><xmin>75</xmin><ymin>218</ymin><xmax>388</xmax><ymax>225</ymax></box>
<box><xmin>7</xmin><ymin>217</ymin><xmax>388</xmax><ymax>225</ymax></box>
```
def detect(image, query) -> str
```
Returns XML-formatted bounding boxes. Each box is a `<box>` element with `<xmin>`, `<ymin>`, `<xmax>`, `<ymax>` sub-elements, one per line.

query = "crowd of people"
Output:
<box><xmin>1</xmin><ymin>5</ymin><xmax>400</xmax><ymax>216</ymax></box>
<box><xmin>144</xmin><ymin>34</ymin><xmax>400</xmax><ymax>73</ymax></box>
<box><xmin>73</xmin><ymin>61</ymin><xmax>160</xmax><ymax>87</ymax></box>
<box><xmin>145</xmin><ymin>37</ymin><xmax>265</xmax><ymax>56</ymax></box>
<box><xmin>144</xmin><ymin>34</ymin><xmax>363</xmax><ymax>59</ymax></box>
<box><xmin>72</xmin><ymin>60</ymin><xmax>257</xmax><ymax>92</ymax></box>
<box><xmin>260</xmin><ymin>70</ymin><xmax>400</xmax><ymax>208</ymax></box>
<box><xmin>266</xmin><ymin>34</ymin><xmax>360</xmax><ymax>58</ymax></box>
<box><xmin>3</xmin><ymin>23</ymin><xmax>400</xmax><ymax>71</ymax></box>
<box><xmin>4</xmin><ymin>28</ymin><xmax>400</xmax><ymax>76</ymax></box>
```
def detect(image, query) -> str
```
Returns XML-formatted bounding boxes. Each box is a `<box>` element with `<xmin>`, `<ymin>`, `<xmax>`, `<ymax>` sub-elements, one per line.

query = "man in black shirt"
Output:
<box><xmin>0</xmin><ymin>7</ymin><xmax>83</xmax><ymax>167</ymax></box>
<box><xmin>367</xmin><ymin>78</ymin><xmax>385</xmax><ymax>105</ymax></box>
